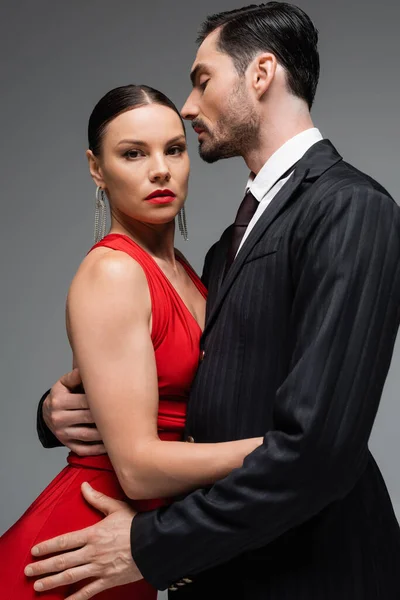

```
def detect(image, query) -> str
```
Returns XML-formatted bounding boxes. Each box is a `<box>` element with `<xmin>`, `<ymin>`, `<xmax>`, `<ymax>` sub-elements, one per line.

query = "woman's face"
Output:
<box><xmin>88</xmin><ymin>103</ymin><xmax>190</xmax><ymax>227</ymax></box>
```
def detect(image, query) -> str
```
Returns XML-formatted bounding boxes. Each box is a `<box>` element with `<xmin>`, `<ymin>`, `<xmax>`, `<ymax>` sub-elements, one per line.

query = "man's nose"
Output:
<box><xmin>181</xmin><ymin>91</ymin><xmax>198</xmax><ymax>121</ymax></box>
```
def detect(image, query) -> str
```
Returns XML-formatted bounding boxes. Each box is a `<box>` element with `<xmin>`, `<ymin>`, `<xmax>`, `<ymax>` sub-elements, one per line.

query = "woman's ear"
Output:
<box><xmin>86</xmin><ymin>149</ymin><xmax>106</xmax><ymax>188</ymax></box>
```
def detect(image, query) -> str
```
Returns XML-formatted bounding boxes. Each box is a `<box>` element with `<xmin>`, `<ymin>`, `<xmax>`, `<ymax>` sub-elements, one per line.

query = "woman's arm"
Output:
<box><xmin>67</xmin><ymin>249</ymin><xmax>262</xmax><ymax>500</ymax></box>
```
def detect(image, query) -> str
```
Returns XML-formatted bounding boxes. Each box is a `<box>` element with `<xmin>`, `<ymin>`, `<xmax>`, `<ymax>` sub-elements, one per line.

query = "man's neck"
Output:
<box><xmin>244</xmin><ymin>107</ymin><xmax>315</xmax><ymax>175</ymax></box>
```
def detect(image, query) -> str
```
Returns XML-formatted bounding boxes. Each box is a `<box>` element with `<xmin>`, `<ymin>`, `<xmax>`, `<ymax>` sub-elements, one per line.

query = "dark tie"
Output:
<box><xmin>224</xmin><ymin>190</ymin><xmax>259</xmax><ymax>274</ymax></box>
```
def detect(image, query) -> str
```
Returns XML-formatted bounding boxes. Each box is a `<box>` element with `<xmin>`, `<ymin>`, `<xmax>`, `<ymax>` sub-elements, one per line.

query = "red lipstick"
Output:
<box><xmin>145</xmin><ymin>189</ymin><xmax>176</xmax><ymax>205</ymax></box>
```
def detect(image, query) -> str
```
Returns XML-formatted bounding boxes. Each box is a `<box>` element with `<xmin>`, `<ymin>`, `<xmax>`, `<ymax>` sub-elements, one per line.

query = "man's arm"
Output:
<box><xmin>37</xmin><ymin>389</ymin><xmax>60</xmax><ymax>448</ymax></box>
<box><xmin>130</xmin><ymin>186</ymin><xmax>400</xmax><ymax>589</ymax></box>
<box><xmin>36</xmin><ymin>369</ymin><xmax>106</xmax><ymax>455</ymax></box>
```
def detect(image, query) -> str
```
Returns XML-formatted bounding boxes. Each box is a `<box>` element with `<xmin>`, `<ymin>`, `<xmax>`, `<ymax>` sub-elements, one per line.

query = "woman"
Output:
<box><xmin>0</xmin><ymin>84</ymin><xmax>262</xmax><ymax>599</ymax></box>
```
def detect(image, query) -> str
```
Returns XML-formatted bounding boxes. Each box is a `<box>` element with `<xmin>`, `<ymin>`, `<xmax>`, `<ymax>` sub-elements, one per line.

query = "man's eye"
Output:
<box><xmin>200</xmin><ymin>79</ymin><xmax>209</xmax><ymax>91</ymax></box>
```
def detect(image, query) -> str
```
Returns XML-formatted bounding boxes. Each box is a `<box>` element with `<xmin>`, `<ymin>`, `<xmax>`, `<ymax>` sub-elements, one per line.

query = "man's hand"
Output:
<box><xmin>44</xmin><ymin>369</ymin><xmax>106</xmax><ymax>455</ymax></box>
<box><xmin>25</xmin><ymin>483</ymin><xmax>142</xmax><ymax>600</ymax></box>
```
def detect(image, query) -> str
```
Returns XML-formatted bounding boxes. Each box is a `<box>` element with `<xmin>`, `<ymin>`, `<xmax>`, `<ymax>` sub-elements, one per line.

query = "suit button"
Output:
<box><xmin>199</xmin><ymin>350</ymin><xmax>205</xmax><ymax>362</ymax></box>
<box><xmin>186</xmin><ymin>436</ymin><xmax>195</xmax><ymax>443</ymax></box>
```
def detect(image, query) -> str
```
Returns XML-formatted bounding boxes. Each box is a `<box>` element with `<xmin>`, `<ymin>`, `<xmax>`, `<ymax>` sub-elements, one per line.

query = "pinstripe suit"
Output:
<box><xmin>131</xmin><ymin>140</ymin><xmax>400</xmax><ymax>598</ymax></box>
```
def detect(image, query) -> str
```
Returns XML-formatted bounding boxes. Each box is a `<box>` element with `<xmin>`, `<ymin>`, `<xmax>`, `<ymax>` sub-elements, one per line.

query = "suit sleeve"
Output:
<box><xmin>131</xmin><ymin>186</ymin><xmax>400</xmax><ymax>589</ymax></box>
<box><xmin>37</xmin><ymin>390</ymin><xmax>63</xmax><ymax>448</ymax></box>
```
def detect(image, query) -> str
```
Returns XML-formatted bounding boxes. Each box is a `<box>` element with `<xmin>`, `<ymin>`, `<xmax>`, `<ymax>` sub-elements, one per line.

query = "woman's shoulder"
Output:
<box><xmin>69</xmin><ymin>246</ymin><xmax>148</xmax><ymax>300</ymax></box>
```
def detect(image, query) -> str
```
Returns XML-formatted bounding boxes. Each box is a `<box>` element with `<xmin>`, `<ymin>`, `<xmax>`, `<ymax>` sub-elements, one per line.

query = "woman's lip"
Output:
<box><xmin>145</xmin><ymin>188</ymin><xmax>176</xmax><ymax>200</ymax></box>
<box><xmin>145</xmin><ymin>196</ymin><xmax>176</xmax><ymax>205</ymax></box>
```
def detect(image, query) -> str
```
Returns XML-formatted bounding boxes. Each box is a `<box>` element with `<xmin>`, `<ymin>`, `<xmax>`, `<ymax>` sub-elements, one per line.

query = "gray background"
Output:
<box><xmin>0</xmin><ymin>1</ymin><xmax>399</xmax><ymax>597</ymax></box>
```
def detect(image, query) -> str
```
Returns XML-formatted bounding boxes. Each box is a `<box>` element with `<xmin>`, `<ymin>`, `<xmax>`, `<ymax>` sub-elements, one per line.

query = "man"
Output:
<box><xmin>27</xmin><ymin>3</ymin><xmax>400</xmax><ymax>598</ymax></box>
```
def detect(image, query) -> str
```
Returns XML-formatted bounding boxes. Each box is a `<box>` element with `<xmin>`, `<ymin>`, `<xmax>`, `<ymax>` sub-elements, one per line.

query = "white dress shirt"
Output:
<box><xmin>236</xmin><ymin>128</ymin><xmax>323</xmax><ymax>255</ymax></box>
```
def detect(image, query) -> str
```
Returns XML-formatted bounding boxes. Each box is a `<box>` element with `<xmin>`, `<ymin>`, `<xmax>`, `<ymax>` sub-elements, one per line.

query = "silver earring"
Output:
<box><xmin>177</xmin><ymin>206</ymin><xmax>188</xmax><ymax>241</ymax></box>
<box><xmin>94</xmin><ymin>186</ymin><xmax>107</xmax><ymax>243</ymax></box>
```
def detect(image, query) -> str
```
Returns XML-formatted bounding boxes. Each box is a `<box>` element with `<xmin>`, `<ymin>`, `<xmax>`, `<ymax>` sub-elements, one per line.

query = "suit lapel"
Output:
<box><xmin>202</xmin><ymin>140</ymin><xmax>343</xmax><ymax>339</ymax></box>
<box><xmin>205</xmin><ymin>225</ymin><xmax>233</xmax><ymax>319</ymax></box>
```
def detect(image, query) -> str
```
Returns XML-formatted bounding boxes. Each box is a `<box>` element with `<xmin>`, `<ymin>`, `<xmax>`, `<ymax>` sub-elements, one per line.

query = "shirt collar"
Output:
<box><xmin>246</xmin><ymin>128</ymin><xmax>324</xmax><ymax>202</ymax></box>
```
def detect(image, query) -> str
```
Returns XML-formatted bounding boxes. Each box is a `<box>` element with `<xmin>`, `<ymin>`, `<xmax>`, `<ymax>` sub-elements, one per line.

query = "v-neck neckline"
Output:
<box><xmin>108</xmin><ymin>234</ymin><xmax>207</xmax><ymax>333</ymax></box>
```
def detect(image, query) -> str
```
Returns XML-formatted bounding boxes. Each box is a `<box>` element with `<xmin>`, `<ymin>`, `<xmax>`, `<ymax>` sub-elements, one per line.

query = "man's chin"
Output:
<box><xmin>198</xmin><ymin>143</ymin><xmax>237</xmax><ymax>164</ymax></box>
<box><xmin>199</xmin><ymin>149</ymin><xmax>221</xmax><ymax>164</ymax></box>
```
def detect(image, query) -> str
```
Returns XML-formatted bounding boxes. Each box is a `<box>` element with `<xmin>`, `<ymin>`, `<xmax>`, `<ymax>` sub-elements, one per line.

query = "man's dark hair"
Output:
<box><xmin>197</xmin><ymin>2</ymin><xmax>320</xmax><ymax>108</ymax></box>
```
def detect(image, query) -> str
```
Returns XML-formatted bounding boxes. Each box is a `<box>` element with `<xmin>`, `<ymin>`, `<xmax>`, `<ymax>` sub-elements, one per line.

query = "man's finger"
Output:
<box><xmin>55</xmin><ymin>409</ymin><xmax>95</xmax><ymax>426</ymax></box>
<box><xmin>68</xmin><ymin>443</ymin><xmax>107</xmax><ymax>456</ymax></box>
<box><xmin>24</xmin><ymin>547</ymin><xmax>88</xmax><ymax>577</ymax></box>
<box><xmin>29</xmin><ymin>528</ymin><xmax>90</xmax><ymax>559</ymax></box>
<box><xmin>66</xmin><ymin>578</ymin><xmax>110</xmax><ymax>600</ymax></box>
<box><xmin>65</xmin><ymin>427</ymin><xmax>102</xmax><ymax>443</ymax></box>
<box><xmin>46</xmin><ymin>395</ymin><xmax>89</xmax><ymax>415</ymax></box>
<box><xmin>59</xmin><ymin>368</ymin><xmax>83</xmax><ymax>390</ymax></box>
<box><xmin>33</xmin><ymin>565</ymin><xmax>96</xmax><ymax>592</ymax></box>
<box><xmin>25</xmin><ymin>546</ymin><xmax>87</xmax><ymax>579</ymax></box>
<box><xmin>60</xmin><ymin>394</ymin><xmax>90</xmax><ymax>411</ymax></box>
<box><xmin>81</xmin><ymin>482</ymin><xmax>127</xmax><ymax>516</ymax></box>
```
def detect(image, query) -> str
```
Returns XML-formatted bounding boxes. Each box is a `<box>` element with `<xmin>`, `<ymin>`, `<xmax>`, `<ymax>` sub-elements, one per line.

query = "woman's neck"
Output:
<box><xmin>108</xmin><ymin>214</ymin><xmax>177</xmax><ymax>265</ymax></box>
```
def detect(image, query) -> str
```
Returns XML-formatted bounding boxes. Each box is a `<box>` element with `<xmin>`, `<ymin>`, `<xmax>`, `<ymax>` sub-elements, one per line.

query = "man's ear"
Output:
<box><xmin>86</xmin><ymin>149</ymin><xmax>106</xmax><ymax>189</ymax></box>
<box><xmin>251</xmin><ymin>52</ymin><xmax>278</xmax><ymax>99</ymax></box>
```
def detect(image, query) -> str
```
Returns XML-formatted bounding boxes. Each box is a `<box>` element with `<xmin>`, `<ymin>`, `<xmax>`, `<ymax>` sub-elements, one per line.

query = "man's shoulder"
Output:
<box><xmin>308</xmin><ymin>158</ymin><xmax>397</xmax><ymax>215</ymax></box>
<box><xmin>338</xmin><ymin>160</ymin><xmax>391</xmax><ymax>195</ymax></box>
<box><xmin>205</xmin><ymin>224</ymin><xmax>234</xmax><ymax>257</ymax></box>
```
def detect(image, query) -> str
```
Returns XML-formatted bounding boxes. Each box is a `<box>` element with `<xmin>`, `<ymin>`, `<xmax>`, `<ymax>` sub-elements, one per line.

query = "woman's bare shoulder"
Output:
<box><xmin>72</xmin><ymin>247</ymin><xmax>147</xmax><ymax>291</ymax></box>
<box><xmin>66</xmin><ymin>247</ymin><xmax>151</xmax><ymax>323</ymax></box>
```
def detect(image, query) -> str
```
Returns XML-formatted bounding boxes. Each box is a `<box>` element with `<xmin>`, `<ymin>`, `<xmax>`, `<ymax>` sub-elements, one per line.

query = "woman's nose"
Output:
<box><xmin>149</xmin><ymin>158</ymin><xmax>171</xmax><ymax>183</ymax></box>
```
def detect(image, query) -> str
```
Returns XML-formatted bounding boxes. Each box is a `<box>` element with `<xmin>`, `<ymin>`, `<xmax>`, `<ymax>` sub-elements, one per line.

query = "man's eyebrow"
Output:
<box><xmin>190</xmin><ymin>63</ymin><xmax>208</xmax><ymax>87</ymax></box>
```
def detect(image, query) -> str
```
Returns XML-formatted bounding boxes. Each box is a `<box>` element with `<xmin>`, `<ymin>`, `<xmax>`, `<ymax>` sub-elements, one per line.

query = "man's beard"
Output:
<box><xmin>197</xmin><ymin>83</ymin><xmax>259</xmax><ymax>164</ymax></box>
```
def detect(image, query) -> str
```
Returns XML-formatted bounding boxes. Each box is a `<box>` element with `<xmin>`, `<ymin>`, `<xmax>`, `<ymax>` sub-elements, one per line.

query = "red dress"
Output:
<box><xmin>0</xmin><ymin>233</ymin><xmax>207</xmax><ymax>599</ymax></box>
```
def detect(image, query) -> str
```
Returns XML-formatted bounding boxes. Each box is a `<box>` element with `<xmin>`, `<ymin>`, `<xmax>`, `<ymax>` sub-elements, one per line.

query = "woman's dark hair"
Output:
<box><xmin>197</xmin><ymin>2</ymin><xmax>320</xmax><ymax>109</ymax></box>
<box><xmin>88</xmin><ymin>84</ymin><xmax>185</xmax><ymax>155</ymax></box>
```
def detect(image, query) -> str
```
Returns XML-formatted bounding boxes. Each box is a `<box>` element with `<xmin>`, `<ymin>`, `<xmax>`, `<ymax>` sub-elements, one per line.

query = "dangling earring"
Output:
<box><xmin>177</xmin><ymin>206</ymin><xmax>188</xmax><ymax>241</ymax></box>
<box><xmin>94</xmin><ymin>186</ymin><xmax>107</xmax><ymax>243</ymax></box>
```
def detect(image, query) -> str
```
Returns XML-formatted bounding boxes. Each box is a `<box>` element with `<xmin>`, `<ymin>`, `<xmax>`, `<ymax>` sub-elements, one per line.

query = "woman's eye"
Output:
<box><xmin>167</xmin><ymin>145</ymin><xmax>186</xmax><ymax>156</ymax></box>
<box><xmin>124</xmin><ymin>149</ymin><xmax>144</xmax><ymax>160</ymax></box>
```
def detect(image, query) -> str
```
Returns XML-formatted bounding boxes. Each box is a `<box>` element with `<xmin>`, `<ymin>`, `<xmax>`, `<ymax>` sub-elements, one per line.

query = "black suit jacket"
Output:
<box><xmin>129</xmin><ymin>140</ymin><xmax>400</xmax><ymax>598</ymax></box>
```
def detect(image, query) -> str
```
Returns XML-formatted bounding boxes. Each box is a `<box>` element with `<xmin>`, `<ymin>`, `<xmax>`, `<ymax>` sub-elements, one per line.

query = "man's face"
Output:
<box><xmin>181</xmin><ymin>29</ymin><xmax>259</xmax><ymax>163</ymax></box>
